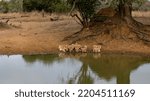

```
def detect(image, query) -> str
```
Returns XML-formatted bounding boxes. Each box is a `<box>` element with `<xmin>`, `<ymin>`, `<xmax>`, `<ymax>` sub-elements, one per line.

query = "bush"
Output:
<box><xmin>23</xmin><ymin>0</ymin><xmax>70</xmax><ymax>13</ymax></box>
<box><xmin>53</xmin><ymin>1</ymin><xmax>71</xmax><ymax>13</ymax></box>
<box><xmin>0</xmin><ymin>1</ymin><xmax>9</xmax><ymax>13</ymax></box>
<box><xmin>67</xmin><ymin>0</ymin><xmax>99</xmax><ymax>28</ymax></box>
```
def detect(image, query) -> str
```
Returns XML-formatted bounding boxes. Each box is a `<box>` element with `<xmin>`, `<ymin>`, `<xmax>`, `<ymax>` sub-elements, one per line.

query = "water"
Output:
<box><xmin>0</xmin><ymin>53</ymin><xmax>150</xmax><ymax>84</ymax></box>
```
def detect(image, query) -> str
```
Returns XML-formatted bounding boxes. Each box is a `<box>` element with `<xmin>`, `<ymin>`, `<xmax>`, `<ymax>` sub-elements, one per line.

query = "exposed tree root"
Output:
<box><xmin>62</xmin><ymin>29</ymin><xmax>83</xmax><ymax>42</ymax></box>
<box><xmin>62</xmin><ymin>14</ymin><xmax>150</xmax><ymax>46</ymax></box>
<box><xmin>125</xmin><ymin>18</ymin><xmax>150</xmax><ymax>44</ymax></box>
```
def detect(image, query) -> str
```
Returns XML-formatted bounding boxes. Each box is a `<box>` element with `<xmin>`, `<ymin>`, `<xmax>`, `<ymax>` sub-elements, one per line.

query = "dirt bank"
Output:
<box><xmin>0</xmin><ymin>12</ymin><xmax>150</xmax><ymax>56</ymax></box>
<box><xmin>0</xmin><ymin>12</ymin><xmax>81</xmax><ymax>55</ymax></box>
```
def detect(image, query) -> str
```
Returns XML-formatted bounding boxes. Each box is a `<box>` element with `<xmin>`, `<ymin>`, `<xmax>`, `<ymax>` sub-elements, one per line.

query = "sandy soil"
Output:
<box><xmin>0</xmin><ymin>12</ymin><xmax>150</xmax><ymax>55</ymax></box>
<box><xmin>0</xmin><ymin>12</ymin><xmax>81</xmax><ymax>55</ymax></box>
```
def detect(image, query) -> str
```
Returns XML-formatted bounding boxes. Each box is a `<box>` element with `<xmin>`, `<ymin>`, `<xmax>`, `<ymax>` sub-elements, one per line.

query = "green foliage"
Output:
<box><xmin>53</xmin><ymin>1</ymin><xmax>71</xmax><ymax>13</ymax></box>
<box><xmin>0</xmin><ymin>0</ymin><xmax>9</xmax><ymax>13</ymax></box>
<box><xmin>139</xmin><ymin>2</ymin><xmax>150</xmax><ymax>11</ymax></box>
<box><xmin>0</xmin><ymin>0</ymin><xmax>23</xmax><ymax>13</ymax></box>
<box><xmin>0</xmin><ymin>0</ymin><xmax>148</xmax><ymax>14</ymax></box>
<box><xmin>23</xmin><ymin>0</ymin><xmax>52</xmax><ymax>12</ymax></box>
<box><xmin>67</xmin><ymin>0</ymin><xmax>99</xmax><ymax>28</ymax></box>
<box><xmin>23</xmin><ymin>0</ymin><xmax>70</xmax><ymax>13</ymax></box>
<box><xmin>0</xmin><ymin>0</ymin><xmax>70</xmax><ymax>13</ymax></box>
<box><xmin>132</xmin><ymin>0</ymin><xmax>147</xmax><ymax>10</ymax></box>
<box><xmin>9</xmin><ymin>0</ymin><xmax>23</xmax><ymax>12</ymax></box>
<box><xmin>110</xmin><ymin>0</ymin><xmax>147</xmax><ymax>9</ymax></box>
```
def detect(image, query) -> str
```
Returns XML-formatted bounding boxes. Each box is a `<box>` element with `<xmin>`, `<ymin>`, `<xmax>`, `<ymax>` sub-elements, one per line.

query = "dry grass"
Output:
<box><xmin>132</xmin><ymin>11</ymin><xmax>150</xmax><ymax>17</ymax></box>
<box><xmin>132</xmin><ymin>11</ymin><xmax>150</xmax><ymax>25</ymax></box>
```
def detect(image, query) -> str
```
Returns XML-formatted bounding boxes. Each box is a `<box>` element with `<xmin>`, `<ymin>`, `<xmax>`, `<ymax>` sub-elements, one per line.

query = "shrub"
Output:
<box><xmin>67</xmin><ymin>0</ymin><xmax>99</xmax><ymax>28</ymax></box>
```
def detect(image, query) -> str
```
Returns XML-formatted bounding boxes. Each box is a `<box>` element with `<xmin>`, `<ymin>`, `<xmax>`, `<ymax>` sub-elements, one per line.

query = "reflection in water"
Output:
<box><xmin>79</xmin><ymin>54</ymin><xmax>150</xmax><ymax>84</ymax></box>
<box><xmin>0</xmin><ymin>54</ymin><xmax>150</xmax><ymax>84</ymax></box>
<box><xmin>23</xmin><ymin>54</ymin><xmax>58</xmax><ymax>64</ymax></box>
<box><xmin>23</xmin><ymin>54</ymin><xmax>150</xmax><ymax>84</ymax></box>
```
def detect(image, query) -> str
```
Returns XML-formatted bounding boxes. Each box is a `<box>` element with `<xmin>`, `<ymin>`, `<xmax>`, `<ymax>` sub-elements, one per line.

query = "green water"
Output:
<box><xmin>0</xmin><ymin>53</ymin><xmax>150</xmax><ymax>84</ymax></box>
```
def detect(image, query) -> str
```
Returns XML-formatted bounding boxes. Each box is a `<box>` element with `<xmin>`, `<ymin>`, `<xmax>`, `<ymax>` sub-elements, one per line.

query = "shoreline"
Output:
<box><xmin>1</xmin><ymin>49</ymin><xmax>150</xmax><ymax>58</ymax></box>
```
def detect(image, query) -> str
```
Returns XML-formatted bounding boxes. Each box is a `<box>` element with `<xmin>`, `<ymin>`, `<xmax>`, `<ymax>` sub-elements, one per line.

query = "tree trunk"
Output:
<box><xmin>124</xmin><ymin>3</ymin><xmax>132</xmax><ymax>18</ymax></box>
<box><xmin>118</xmin><ymin>0</ymin><xmax>132</xmax><ymax>19</ymax></box>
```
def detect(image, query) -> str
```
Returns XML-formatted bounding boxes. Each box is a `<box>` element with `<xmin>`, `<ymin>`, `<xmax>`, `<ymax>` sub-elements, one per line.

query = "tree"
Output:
<box><xmin>8</xmin><ymin>0</ymin><xmax>23</xmax><ymax>12</ymax></box>
<box><xmin>67</xmin><ymin>0</ymin><xmax>147</xmax><ymax>28</ymax></box>
<box><xmin>68</xmin><ymin>0</ymin><xmax>100</xmax><ymax>28</ymax></box>
<box><xmin>0</xmin><ymin>0</ymin><xmax>9</xmax><ymax>13</ymax></box>
<box><xmin>64</xmin><ymin>0</ymin><xmax>150</xmax><ymax>45</ymax></box>
<box><xmin>117</xmin><ymin>0</ymin><xmax>147</xmax><ymax>18</ymax></box>
<box><xmin>23</xmin><ymin>0</ymin><xmax>70</xmax><ymax>13</ymax></box>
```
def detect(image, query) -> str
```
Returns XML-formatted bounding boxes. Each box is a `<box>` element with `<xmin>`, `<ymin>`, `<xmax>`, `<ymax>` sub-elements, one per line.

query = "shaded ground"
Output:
<box><xmin>0</xmin><ymin>12</ymin><xmax>150</xmax><ymax>55</ymax></box>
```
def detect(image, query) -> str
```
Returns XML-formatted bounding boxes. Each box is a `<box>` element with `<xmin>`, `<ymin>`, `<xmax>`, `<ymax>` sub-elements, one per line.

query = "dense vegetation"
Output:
<box><xmin>0</xmin><ymin>0</ymin><xmax>149</xmax><ymax>13</ymax></box>
<box><xmin>66</xmin><ymin>0</ymin><xmax>149</xmax><ymax>28</ymax></box>
<box><xmin>0</xmin><ymin>0</ymin><xmax>71</xmax><ymax>13</ymax></box>
<box><xmin>0</xmin><ymin>0</ymin><xmax>23</xmax><ymax>13</ymax></box>
<box><xmin>23</xmin><ymin>0</ymin><xmax>70</xmax><ymax>13</ymax></box>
